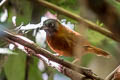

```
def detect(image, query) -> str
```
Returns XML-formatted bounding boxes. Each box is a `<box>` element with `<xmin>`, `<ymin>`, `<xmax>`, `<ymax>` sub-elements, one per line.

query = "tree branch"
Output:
<box><xmin>1</xmin><ymin>30</ymin><xmax>104</xmax><ymax>80</ymax></box>
<box><xmin>33</xmin><ymin>53</ymin><xmax>87</xmax><ymax>80</ymax></box>
<box><xmin>0</xmin><ymin>0</ymin><xmax>7</xmax><ymax>7</ymax></box>
<box><xmin>84</xmin><ymin>0</ymin><xmax>120</xmax><ymax>39</ymax></box>
<box><xmin>32</xmin><ymin>0</ymin><xmax>120</xmax><ymax>42</ymax></box>
<box><xmin>5</xmin><ymin>33</ymin><xmax>86</xmax><ymax>80</ymax></box>
<box><xmin>116</xmin><ymin>0</ymin><xmax>120</xmax><ymax>2</ymax></box>
<box><xmin>106</xmin><ymin>65</ymin><xmax>120</xmax><ymax>80</ymax></box>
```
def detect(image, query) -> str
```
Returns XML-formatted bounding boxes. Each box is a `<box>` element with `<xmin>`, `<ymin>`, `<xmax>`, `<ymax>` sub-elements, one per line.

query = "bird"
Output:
<box><xmin>40</xmin><ymin>19</ymin><xmax>110</xmax><ymax>61</ymax></box>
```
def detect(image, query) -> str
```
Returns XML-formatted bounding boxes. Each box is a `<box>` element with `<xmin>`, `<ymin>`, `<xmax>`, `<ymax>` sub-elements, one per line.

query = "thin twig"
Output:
<box><xmin>105</xmin><ymin>65</ymin><xmax>120</xmax><ymax>80</ymax></box>
<box><xmin>0</xmin><ymin>0</ymin><xmax>7</xmax><ymax>7</ymax></box>
<box><xmin>24</xmin><ymin>56</ymin><xmax>30</xmax><ymax>80</ymax></box>
<box><xmin>34</xmin><ymin>0</ymin><xmax>120</xmax><ymax>42</ymax></box>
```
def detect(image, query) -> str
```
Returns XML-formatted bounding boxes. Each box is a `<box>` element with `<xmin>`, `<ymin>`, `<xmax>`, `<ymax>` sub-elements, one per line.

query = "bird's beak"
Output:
<box><xmin>40</xmin><ymin>25</ymin><xmax>48</xmax><ymax>30</ymax></box>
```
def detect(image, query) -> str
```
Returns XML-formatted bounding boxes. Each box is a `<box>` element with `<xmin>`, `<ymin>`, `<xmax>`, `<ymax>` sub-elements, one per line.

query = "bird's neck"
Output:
<box><xmin>45</xmin><ymin>30</ymin><xmax>57</xmax><ymax>36</ymax></box>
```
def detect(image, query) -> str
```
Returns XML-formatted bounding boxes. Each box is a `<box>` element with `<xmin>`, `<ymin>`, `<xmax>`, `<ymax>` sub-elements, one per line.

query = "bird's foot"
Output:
<box><xmin>53</xmin><ymin>53</ymin><xmax>61</xmax><ymax>57</ymax></box>
<box><xmin>24</xmin><ymin>47</ymin><xmax>34</xmax><ymax>56</ymax></box>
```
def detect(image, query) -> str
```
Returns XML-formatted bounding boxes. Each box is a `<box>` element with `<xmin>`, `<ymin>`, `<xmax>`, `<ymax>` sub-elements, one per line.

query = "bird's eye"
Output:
<box><xmin>51</xmin><ymin>23</ymin><xmax>55</xmax><ymax>27</ymax></box>
<box><xmin>49</xmin><ymin>23</ymin><xmax>54</xmax><ymax>27</ymax></box>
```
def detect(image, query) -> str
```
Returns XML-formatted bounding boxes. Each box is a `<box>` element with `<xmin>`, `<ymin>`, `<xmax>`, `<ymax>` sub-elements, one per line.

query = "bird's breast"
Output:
<box><xmin>46</xmin><ymin>33</ymin><xmax>74</xmax><ymax>57</ymax></box>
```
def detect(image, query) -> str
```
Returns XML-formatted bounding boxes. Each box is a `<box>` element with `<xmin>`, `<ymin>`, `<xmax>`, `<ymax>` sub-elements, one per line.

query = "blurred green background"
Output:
<box><xmin>0</xmin><ymin>0</ymin><xmax>120</xmax><ymax>80</ymax></box>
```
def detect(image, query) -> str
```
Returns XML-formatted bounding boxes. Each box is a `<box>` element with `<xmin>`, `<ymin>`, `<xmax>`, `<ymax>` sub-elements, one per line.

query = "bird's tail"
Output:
<box><xmin>84</xmin><ymin>45</ymin><xmax>110</xmax><ymax>58</ymax></box>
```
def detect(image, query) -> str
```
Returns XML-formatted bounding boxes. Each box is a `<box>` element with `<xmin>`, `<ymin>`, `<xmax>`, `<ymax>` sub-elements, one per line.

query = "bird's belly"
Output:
<box><xmin>47</xmin><ymin>37</ymin><xmax>74</xmax><ymax>57</ymax></box>
<box><xmin>47</xmin><ymin>40</ymin><xmax>86</xmax><ymax>57</ymax></box>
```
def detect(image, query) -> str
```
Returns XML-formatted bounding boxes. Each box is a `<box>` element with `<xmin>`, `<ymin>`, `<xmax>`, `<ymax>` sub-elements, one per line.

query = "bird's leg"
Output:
<box><xmin>72</xmin><ymin>58</ymin><xmax>80</xmax><ymax>64</ymax></box>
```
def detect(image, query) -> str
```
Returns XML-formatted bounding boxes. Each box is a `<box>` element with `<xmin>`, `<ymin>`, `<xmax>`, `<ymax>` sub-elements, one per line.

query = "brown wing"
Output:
<box><xmin>65</xmin><ymin>29</ymin><xmax>90</xmax><ymax>57</ymax></box>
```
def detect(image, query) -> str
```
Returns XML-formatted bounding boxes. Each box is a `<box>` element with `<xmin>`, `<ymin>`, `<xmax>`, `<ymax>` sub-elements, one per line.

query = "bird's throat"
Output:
<box><xmin>45</xmin><ymin>29</ymin><xmax>57</xmax><ymax>36</ymax></box>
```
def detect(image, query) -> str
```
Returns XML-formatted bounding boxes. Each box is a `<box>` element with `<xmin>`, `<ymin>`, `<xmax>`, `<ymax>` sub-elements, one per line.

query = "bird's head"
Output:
<box><xmin>40</xmin><ymin>19</ymin><xmax>59</xmax><ymax>35</ymax></box>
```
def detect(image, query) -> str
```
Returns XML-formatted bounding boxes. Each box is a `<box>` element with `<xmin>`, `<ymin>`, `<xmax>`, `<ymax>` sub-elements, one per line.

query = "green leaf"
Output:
<box><xmin>96</xmin><ymin>20</ymin><xmax>104</xmax><ymax>27</ymax></box>
<box><xmin>28</xmin><ymin>57</ymin><xmax>42</xmax><ymax>80</ymax></box>
<box><xmin>4</xmin><ymin>50</ymin><xmax>26</xmax><ymax>80</ymax></box>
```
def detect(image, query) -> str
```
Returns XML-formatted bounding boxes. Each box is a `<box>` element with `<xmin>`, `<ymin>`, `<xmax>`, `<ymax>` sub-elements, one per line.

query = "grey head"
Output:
<box><xmin>40</xmin><ymin>19</ymin><xmax>59</xmax><ymax>35</ymax></box>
